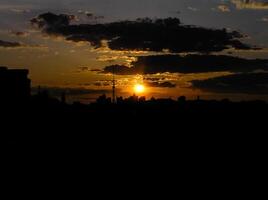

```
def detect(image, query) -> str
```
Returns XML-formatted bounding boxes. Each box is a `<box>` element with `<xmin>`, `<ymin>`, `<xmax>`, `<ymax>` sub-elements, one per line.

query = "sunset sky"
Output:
<box><xmin>1</xmin><ymin>0</ymin><xmax>268</xmax><ymax>102</ymax></box>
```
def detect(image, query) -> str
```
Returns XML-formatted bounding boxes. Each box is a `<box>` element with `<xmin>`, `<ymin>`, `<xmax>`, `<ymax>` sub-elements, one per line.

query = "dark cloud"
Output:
<box><xmin>147</xmin><ymin>81</ymin><xmax>176</xmax><ymax>88</ymax></box>
<box><xmin>0</xmin><ymin>39</ymin><xmax>22</xmax><ymax>48</ymax></box>
<box><xmin>90</xmin><ymin>68</ymin><xmax>102</xmax><ymax>72</ymax></box>
<box><xmin>76</xmin><ymin>67</ymin><xmax>102</xmax><ymax>73</ymax></box>
<box><xmin>144</xmin><ymin>77</ymin><xmax>163</xmax><ymax>81</ymax></box>
<box><xmin>103</xmin><ymin>55</ymin><xmax>268</xmax><ymax>75</ymax></box>
<box><xmin>11</xmin><ymin>31</ymin><xmax>29</xmax><ymax>37</ymax></box>
<box><xmin>75</xmin><ymin>66</ymin><xmax>92</xmax><ymax>73</ymax></box>
<box><xmin>93</xmin><ymin>81</ymin><xmax>111</xmax><ymax>87</ymax></box>
<box><xmin>94</xmin><ymin>82</ymin><xmax>102</xmax><ymax>87</ymax></box>
<box><xmin>31</xmin><ymin>13</ymin><xmax>253</xmax><ymax>53</ymax></box>
<box><xmin>192</xmin><ymin>73</ymin><xmax>268</xmax><ymax>94</ymax></box>
<box><xmin>103</xmin><ymin>65</ymin><xmax>133</xmax><ymax>75</ymax></box>
<box><xmin>31</xmin><ymin>12</ymin><xmax>75</xmax><ymax>29</ymax></box>
<box><xmin>0</xmin><ymin>39</ymin><xmax>46</xmax><ymax>49</ymax></box>
<box><xmin>143</xmin><ymin>77</ymin><xmax>176</xmax><ymax>88</ymax></box>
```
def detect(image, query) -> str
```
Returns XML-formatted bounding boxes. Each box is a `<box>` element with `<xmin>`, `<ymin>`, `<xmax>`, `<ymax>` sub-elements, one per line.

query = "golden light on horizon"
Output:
<box><xmin>134</xmin><ymin>84</ymin><xmax>145</xmax><ymax>94</ymax></box>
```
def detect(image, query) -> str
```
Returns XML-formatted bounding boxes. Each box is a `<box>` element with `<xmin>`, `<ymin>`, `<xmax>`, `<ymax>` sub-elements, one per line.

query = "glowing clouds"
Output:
<box><xmin>231</xmin><ymin>0</ymin><xmax>268</xmax><ymax>10</ymax></box>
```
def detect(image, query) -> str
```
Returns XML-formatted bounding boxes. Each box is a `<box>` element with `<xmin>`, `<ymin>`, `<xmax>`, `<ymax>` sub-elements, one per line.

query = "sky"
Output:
<box><xmin>1</xmin><ymin>0</ymin><xmax>268</xmax><ymax>102</ymax></box>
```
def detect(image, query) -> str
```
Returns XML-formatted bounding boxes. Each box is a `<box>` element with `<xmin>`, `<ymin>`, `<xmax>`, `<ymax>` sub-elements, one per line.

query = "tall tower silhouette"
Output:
<box><xmin>112</xmin><ymin>65</ymin><xmax>116</xmax><ymax>104</ymax></box>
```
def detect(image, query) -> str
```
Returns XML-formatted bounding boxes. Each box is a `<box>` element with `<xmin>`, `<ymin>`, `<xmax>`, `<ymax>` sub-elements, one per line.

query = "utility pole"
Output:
<box><xmin>112</xmin><ymin>65</ymin><xmax>116</xmax><ymax>104</ymax></box>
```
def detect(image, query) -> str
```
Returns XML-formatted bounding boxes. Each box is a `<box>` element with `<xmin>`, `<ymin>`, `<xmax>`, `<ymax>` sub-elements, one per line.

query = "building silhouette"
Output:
<box><xmin>0</xmin><ymin>66</ymin><xmax>31</xmax><ymax>102</ymax></box>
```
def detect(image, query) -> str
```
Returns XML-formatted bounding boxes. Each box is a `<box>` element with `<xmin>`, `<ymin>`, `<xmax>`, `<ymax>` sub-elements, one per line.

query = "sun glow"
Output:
<box><xmin>134</xmin><ymin>84</ymin><xmax>145</xmax><ymax>93</ymax></box>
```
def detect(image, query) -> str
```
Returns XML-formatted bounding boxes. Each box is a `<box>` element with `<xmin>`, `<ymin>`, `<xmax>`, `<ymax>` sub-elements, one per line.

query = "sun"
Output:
<box><xmin>134</xmin><ymin>84</ymin><xmax>145</xmax><ymax>93</ymax></box>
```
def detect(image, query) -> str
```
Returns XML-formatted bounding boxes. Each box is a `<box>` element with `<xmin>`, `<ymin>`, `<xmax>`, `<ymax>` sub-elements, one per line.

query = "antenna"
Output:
<box><xmin>112</xmin><ymin>65</ymin><xmax>116</xmax><ymax>104</ymax></box>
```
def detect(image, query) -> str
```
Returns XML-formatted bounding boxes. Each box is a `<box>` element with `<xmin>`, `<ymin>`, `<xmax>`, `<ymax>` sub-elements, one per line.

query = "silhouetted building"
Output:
<box><xmin>139</xmin><ymin>96</ymin><xmax>146</xmax><ymax>102</ymax></box>
<box><xmin>61</xmin><ymin>92</ymin><xmax>66</xmax><ymax>104</ymax></box>
<box><xmin>178</xmin><ymin>96</ymin><xmax>186</xmax><ymax>103</ymax></box>
<box><xmin>117</xmin><ymin>96</ymin><xmax>124</xmax><ymax>104</ymax></box>
<box><xmin>0</xmin><ymin>66</ymin><xmax>31</xmax><ymax>102</ymax></box>
<box><xmin>97</xmin><ymin>94</ymin><xmax>112</xmax><ymax>104</ymax></box>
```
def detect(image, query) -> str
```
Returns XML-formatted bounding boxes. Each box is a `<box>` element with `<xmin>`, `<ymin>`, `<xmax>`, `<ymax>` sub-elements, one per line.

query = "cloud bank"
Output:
<box><xmin>0</xmin><ymin>39</ymin><xmax>22</xmax><ymax>48</ymax></box>
<box><xmin>31</xmin><ymin>12</ymin><xmax>253</xmax><ymax>53</ymax></box>
<box><xmin>192</xmin><ymin>72</ymin><xmax>268</xmax><ymax>94</ymax></box>
<box><xmin>231</xmin><ymin>0</ymin><xmax>268</xmax><ymax>10</ymax></box>
<box><xmin>103</xmin><ymin>55</ymin><xmax>268</xmax><ymax>75</ymax></box>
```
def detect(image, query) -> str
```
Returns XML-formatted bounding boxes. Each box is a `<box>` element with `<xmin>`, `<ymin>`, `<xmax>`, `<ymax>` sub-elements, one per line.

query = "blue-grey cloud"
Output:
<box><xmin>192</xmin><ymin>72</ymin><xmax>268</xmax><ymax>94</ymax></box>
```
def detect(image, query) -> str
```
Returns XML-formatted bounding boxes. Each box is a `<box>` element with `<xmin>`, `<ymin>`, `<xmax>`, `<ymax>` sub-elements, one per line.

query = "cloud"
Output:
<box><xmin>261</xmin><ymin>17</ymin><xmax>268</xmax><ymax>21</ymax></box>
<box><xmin>90</xmin><ymin>69</ymin><xmax>102</xmax><ymax>72</ymax></box>
<box><xmin>144</xmin><ymin>77</ymin><xmax>163</xmax><ymax>81</ymax></box>
<box><xmin>10</xmin><ymin>31</ymin><xmax>29</xmax><ymax>37</ymax></box>
<box><xmin>0</xmin><ymin>39</ymin><xmax>48</xmax><ymax>50</ymax></box>
<box><xmin>187</xmin><ymin>7</ymin><xmax>199</xmax><ymax>12</ymax></box>
<box><xmin>231</xmin><ymin>0</ymin><xmax>268</xmax><ymax>10</ymax></box>
<box><xmin>31</xmin><ymin>12</ymin><xmax>253</xmax><ymax>53</ymax></box>
<box><xmin>76</xmin><ymin>67</ymin><xmax>91</xmax><ymax>72</ymax></box>
<box><xmin>10</xmin><ymin>8</ymin><xmax>31</xmax><ymax>13</ymax></box>
<box><xmin>75</xmin><ymin>67</ymin><xmax>102</xmax><ymax>73</ymax></box>
<box><xmin>192</xmin><ymin>73</ymin><xmax>268</xmax><ymax>94</ymax></box>
<box><xmin>218</xmin><ymin>5</ymin><xmax>231</xmax><ymax>12</ymax></box>
<box><xmin>0</xmin><ymin>4</ymin><xmax>32</xmax><ymax>13</ymax></box>
<box><xmin>103</xmin><ymin>54</ymin><xmax>268</xmax><ymax>75</ymax></box>
<box><xmin>0</xmin><ymin>39</ymin><xmax>22</xmax><ymax>48</ymax></box>
<box><xmin>103</xmin><ymin>65</ymin><xmax>133</xmax><ymax>75</ymax></box>
<box><xmin>147</xmin><ymin>81</ymin><xmax>176</xmax><ymax>88</ymax></box>
<box><xmin>77</xmin><ymin>10</ymin><xmax>104</xmax><ymax>20</ymax></box>
<box><xmin>30</xmin><ymin>12</ymin><xmax>75</xmax><ymax>29</ymax></box>
<box><xmin>93</xmin><ymin>80</ymin><xmax>111</xmax><ymax>87</ymax></box>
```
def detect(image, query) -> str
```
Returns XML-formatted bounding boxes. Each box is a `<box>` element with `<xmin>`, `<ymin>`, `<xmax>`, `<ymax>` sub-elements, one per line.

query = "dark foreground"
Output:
<box><xmin>1</xmin><ymin>94</ymin><xmax>267</xmax><ymax>148</ymax></box>
<box><xmin>1</xmin><ymin>95</ymin><xmax>267</xmax><ymax>190</ymax></box>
